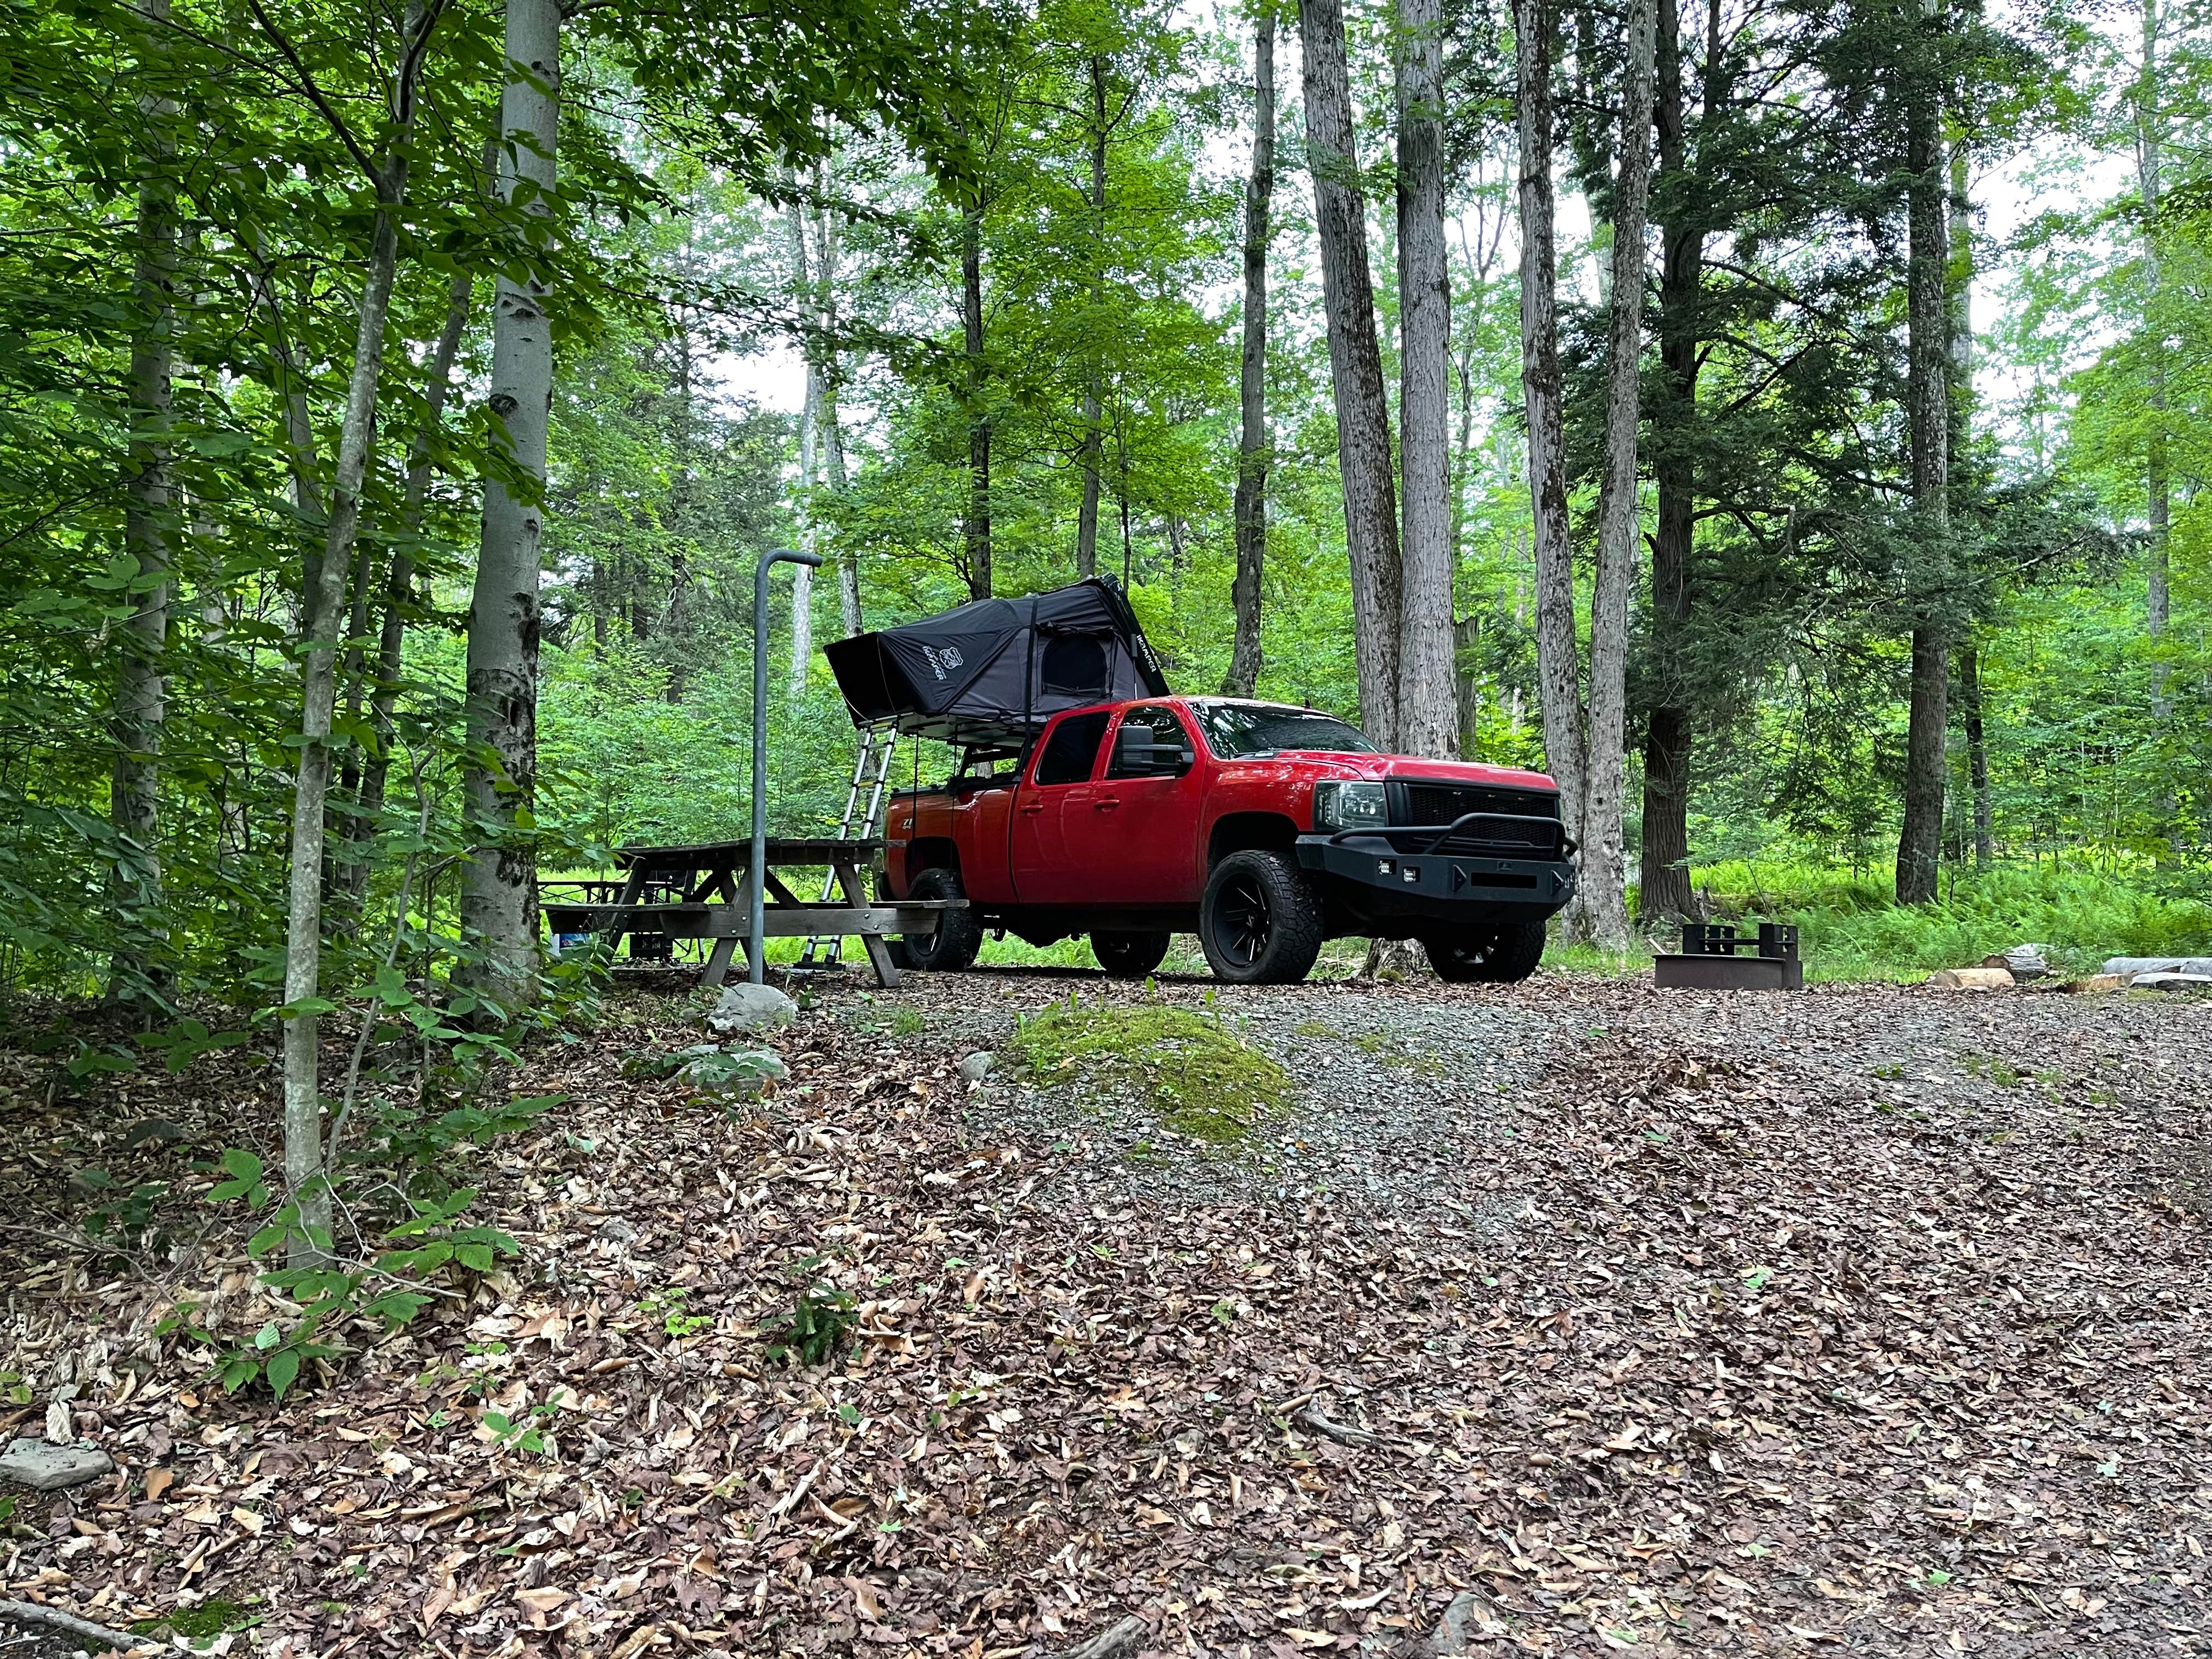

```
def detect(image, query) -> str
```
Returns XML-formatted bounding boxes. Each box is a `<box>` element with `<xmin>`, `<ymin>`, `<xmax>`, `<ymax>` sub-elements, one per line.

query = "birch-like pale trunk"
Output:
<box><xmin>1223</xmin><ymin>6</ymin><xmax>1274</xmax><ymax>698</ymax></box>
<box><xmin>280</xmin><ymin>0</ymin><xmax>437</xmax><ymax>1265</ymax></box>
<box><xmin>806</xmin><ymin>168</ymin><xmax>861</xmax><ymax>637</ymax></box>
<box><xmin>1395</xmin><ymin>0</ymin><xmax>1454</xmax><ymax>759</ymax></box>
<box><xmin>1301</xmin><ymin>0</ymin><xmax>1401</xmax><ymax>746</ymax></box>
<box><xmin>1895</xmin><ymin>18</ymin><xmax>1950</xmax><ymax>906</ymax></box>
<box><xmin>1515</xmin><ymin>0</ymin><xmax>1585</xmax><ymax>865</ymax></box>
<box><xmin>461</xmin><ymin>0</ymin><xmax>558</xmax><ymax>1002</ymax></box>
<box><xmin>1579</xmin><ymin>0</ymin><xmax>1655</xmax><ymax>951</ymax></box>
<box><xmin>114</xmin><ymin>0</ymin><xmax>176</xmax><ymax>1000</ymax></box>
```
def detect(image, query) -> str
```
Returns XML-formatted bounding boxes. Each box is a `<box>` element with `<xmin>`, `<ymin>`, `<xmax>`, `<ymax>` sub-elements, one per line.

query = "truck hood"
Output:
<box><xmin>1256</xmin><ymin>752</ymin><xmax>1560</xmax><ymax>793</ymax></box>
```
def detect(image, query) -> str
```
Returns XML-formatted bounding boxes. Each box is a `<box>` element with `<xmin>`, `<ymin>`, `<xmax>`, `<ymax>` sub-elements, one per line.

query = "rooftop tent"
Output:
<box><xmin>825</xmin><ymin>578</ymin><xmax>1171</xmax><ymax>745</ymax></box>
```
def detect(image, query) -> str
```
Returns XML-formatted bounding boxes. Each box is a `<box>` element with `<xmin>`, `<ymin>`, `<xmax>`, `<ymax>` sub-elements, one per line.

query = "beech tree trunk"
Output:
<box><xmin>1301</xmin><ymin>0</ymin><xmax>1402</xmax><ymax>746</ymax></box>
<box><xmin>1957</xmin><ymin>639</ymin><xmax>1991</xmax><ymax>866</ymax></box>
<box><xmin>1638</xmin><ymin>0</ymin><xmax>1703</xmax><ymax>924</ymax></box>
<box><xmin>461</xmin><ymin>0</ymin><xmax>558</xmax><ymax>1002</ymax></box>
<box><xmin>1895</xmin><ymin>26</ymin><xmax>1951</xmax><ymax>907</ymax></box>
<box><xmin>807</xmin><ymin>167</ymin><xmax>861</xmax><ymax>637</ymax></box>
<box><xmin>2138</xmin><ymin>0</ymin><xmax>2170</xmax><ymax>720</ymax></box>
<box><xmin>113</xmin><ymin>0</ymin><xmax>176</xmax><ymax>1001</ymax></box>
<box><xmin>281</xmin><ymin>0</ymin><xmax>437</xmax><ymax>1263</ymax></box>
<box><xmin>1076</xmin><ymin>55</ymin><xmax>1108</xmax><ymax>580</ymax></box>
<box><xmin>961</xmin><ymin>200</ymin><xmax>991</xmax><ymax>601</ymax></box>
<box><xmin>788</xmin><ymin>188</ymin><xmax>817</xmax><ymax>695</ymax></box>
<box><xmin>1224</xmin><ymin>8</ymin><xmax>1273</xmax><ymax>698</ymax></box>
<box><xmin>1395</xmin><ymin>0</ymin><xmax>1454</xmax><ymax>759</ymax></box>
<box><xmin>1579</xmin><ymin>0</ymin><xmax>1655</xmax><ymax>950</ymax></box>
<box><xmin>1516</xmin><ymin>0</ymin><xmax>1584</xmax><ymax>849</ymax></box>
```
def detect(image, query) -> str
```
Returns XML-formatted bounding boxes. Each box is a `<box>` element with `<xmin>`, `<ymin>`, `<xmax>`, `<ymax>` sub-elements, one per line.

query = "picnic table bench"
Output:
<box><xmin>539</xmin><ymin>838</ymin><xmax>962</xmax><ymax>989</ymax></box>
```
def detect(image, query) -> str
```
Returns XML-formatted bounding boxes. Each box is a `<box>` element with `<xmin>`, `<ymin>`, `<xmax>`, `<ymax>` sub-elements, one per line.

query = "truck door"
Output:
<box><xmin>1010</xmin><ymin>709</ymin><xmax>1111</xmax><ymax>904</ymax></box>
<box><xmin>1080</xmin><ymin>704</ymin><xmax>1203</xmax><ymax>902</ymax></box>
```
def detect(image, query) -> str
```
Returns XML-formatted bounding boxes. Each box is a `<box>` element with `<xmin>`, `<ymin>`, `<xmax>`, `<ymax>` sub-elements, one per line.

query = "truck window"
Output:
<box><xmin>1035</xmin><ymin>711</ymin><xmax>1111</xmax><ymax>785</ymax></box>
<box><xmin>1190</xmin><ymin>701</ymin><xmax>1377</xmax><ymax>758</ymax></box>
<box><xmin>1107</xmin><ymin>706</ymin><xmax>1193</xmax><ymax>777</ymax></box>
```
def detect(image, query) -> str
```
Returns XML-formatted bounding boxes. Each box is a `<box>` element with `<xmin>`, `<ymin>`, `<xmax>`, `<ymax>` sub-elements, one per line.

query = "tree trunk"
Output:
<box><xmin>1395</xmin><ymin>0</ymin><xmax>1454</xmax><ymax>759</ymax></box>
<box><xmin>280</xmin><ymin>0</ymin><xmax>435</xmax><ymax>1265</ymax></box>
<box><xmin>788</xmin><ymin>188</ymin><xmax>818</xmax><ymax>696</ymax></box>
<box><xmin>1300</xmin><ymin>0</ymin><xmax>1401</xmax><ymax>746</ymax></box>
<box><xmin>461</xmin><ymin>0</ymin><xmax>557</xmax><ymax>1003</ymax></box>
<box><xmin>1957</xmin><ymin>639</ymin><xmax>1991</xmax><ymax>867</ymax></box>
<box><xmin>354</xmin><ymin>267</ymin><xmax>473</xmax><ymax>862</ymax></box>
<box><xmin>1453</xmin><ymin>611</ymin><xmax>1481</xmax><ymax>755</ymax></box>
<box><xmin>961</xmin><ymin>200</ymin><xmax>992</xmax><ymax>601</ymax></box>
<box><xmin>1223</xmin><ymin>8</ymin><xmax>1274</xmax><ymax>698</ymax></box>
<box><xmin>1076</xmin><ymin>55</ymin><xmax>1108</xmax><ymax>580</ymax></box>
<box><xmin>1638</xmin><ymin>0</ymin><xmax>1702</xmax><ymax>925</ymax></box>
<box><xmin>2138</xmin><ymin>0</ymin><xmax>2170</xmax><ymax>721</ymax></box>
<box><xmin>1895</xmin><ymin>27</ymin><xmax>1950</xmax><ymax>907</ymax></box>
<box><xmin>1516</xmin><ymin>0</ymin><xmax>1584</xmax><ymax>855</ymax></box>
<box><xmin>807</xmin><ymin>168</ymin><xmax>862</xmax><ymax>637</ymax></box>
<box><xmin>1579</xmin><ymin>0</ymin><xmax>1655</xmax><ymax>951</ymax></box>
<box><xmin>113</xmin><ymin>0</ymin><xmax>176</xmax><ymax>1001</ymax></box>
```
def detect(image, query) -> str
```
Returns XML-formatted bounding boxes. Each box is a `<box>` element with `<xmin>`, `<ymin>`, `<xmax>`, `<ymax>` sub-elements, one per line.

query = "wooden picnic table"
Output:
<box><xmin>539</xmin><ymin>837</ymin><xmax>961</xmax><ymax>989</ymax></box>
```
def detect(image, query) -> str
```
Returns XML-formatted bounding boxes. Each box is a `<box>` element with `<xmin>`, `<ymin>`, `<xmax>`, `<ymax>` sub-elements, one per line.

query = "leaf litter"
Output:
<box><xmin>1</xmin><ymin>972</ymin><xmax>2209</xmax><ymax>1658</ymax></box>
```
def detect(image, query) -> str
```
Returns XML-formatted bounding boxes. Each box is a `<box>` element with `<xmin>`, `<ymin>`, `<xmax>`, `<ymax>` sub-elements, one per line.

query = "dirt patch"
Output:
<box><xmin>1</xmin><ymin>972</ymin><xmax>2208</xmax><ymax>1657</ymax></box>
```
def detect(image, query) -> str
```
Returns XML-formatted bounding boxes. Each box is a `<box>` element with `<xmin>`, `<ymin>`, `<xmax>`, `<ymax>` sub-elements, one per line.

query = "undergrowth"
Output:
<box><xmin>1007</xmin><ymin>994</ymin><xmax>1294</xmax><ymax>1142</ymax></box>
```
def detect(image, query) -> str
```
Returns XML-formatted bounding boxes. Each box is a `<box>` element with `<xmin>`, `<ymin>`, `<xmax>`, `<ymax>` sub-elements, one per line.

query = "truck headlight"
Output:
<box><xmin>1313</xmin><ymin>781</ymin><xmax>1387</xmax><ymax>832</ymax></box>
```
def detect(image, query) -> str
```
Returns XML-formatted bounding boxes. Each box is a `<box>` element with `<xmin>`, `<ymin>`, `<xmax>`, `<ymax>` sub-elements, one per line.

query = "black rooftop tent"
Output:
<box><xmin>824</xmin><ymin>578</ymin><xmax>1171</xmax><ymax>746</ymax></box>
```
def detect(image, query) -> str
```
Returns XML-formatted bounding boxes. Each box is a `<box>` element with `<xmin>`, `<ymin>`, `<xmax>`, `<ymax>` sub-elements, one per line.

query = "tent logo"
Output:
<box><xmin>923</xmin><ymin>644</ymin><xmax>963</xmax><ymax>680</ymax></box>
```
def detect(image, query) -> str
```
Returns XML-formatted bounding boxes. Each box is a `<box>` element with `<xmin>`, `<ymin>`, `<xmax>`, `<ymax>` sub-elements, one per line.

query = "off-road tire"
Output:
<box><xmin>1423</xmin><ymin>921</ymin><xmax>1546</xmax><ymax>984</ymax></box>
<box><xmin>901</xmin><ymin>867</ymin><xmax>982</xmax><ymax>973</ymax></box>
<box><xmin>1199</xmin><ymin>850</ymin><xmax>1324</xmax><ymax>985</ymax></box>
<box><xmin>1092</xmin><ymin>930</ymin><xmax>1172</xmax><ymax>979</ymax></box>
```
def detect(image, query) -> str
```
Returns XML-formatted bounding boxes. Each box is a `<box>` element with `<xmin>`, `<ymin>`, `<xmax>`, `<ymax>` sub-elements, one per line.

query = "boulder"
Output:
<box><xmin>957</xmin><ymin>1051</ymin><xmax>996</xmax><ymax>1082</ymax></box>
<box><xmin>1928</xmin><ymin>967</ymin><xmax>2013</xmax><ymax>990</ymax></box>
<box><xmin>0</xmin><ymin>1436</ymin><xmax>114</xmax><ymax>1491</ymax></box>
<box><xmin>2102</xmin><ymin>956</ymin><xmax>2212</xmax><ymax>979</ymax></box>
<box><xmin>2128</xmin><ymin>972</ymin><xmax>2212</xmax><ymax>993</ymax></box>
<box><xmin>706</xmin><ymin>983</ymin><xmax>797</xmax><ymax>1035</ymax></box>
<box><xmin>1980</xmin><ymin>944</ymin><xmax>2052</xmax><ymax>981</ymax></box>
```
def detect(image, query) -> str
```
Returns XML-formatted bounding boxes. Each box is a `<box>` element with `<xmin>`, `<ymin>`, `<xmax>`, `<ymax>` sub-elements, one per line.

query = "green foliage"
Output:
<box><xmin>1008</xmin><ymin>993</ymin><xmax>1293</xmax><ymax>1142</ymax></box>
<box><xmin>641</xmin><ymin>1285</ymin><xmax>714</xmax><ymax>1338</ymax></box>
<box><xmin>761</xmin><ymin>1259</ymin><xmax>859</xmax><ymax>1367</ymax></box>
<box><xmin>481</xmin><ymin>1402</ymin><xmax>560</xmax><ymax>1455</ymax></box>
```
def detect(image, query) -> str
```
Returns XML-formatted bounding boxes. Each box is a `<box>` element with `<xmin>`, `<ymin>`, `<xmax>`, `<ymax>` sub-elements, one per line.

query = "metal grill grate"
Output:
<box><xmin>1402</xmin><ymin>783</ymin><xmax>1559</xmax><ymax>825</ymax></box>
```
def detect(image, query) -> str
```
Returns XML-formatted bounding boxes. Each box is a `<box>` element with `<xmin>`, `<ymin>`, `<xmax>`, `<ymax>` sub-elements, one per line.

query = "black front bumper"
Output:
<box><xmin>1295</xmin><ymin>833</ymin><xmax>1577</xmax><ymax>933</ymax></box>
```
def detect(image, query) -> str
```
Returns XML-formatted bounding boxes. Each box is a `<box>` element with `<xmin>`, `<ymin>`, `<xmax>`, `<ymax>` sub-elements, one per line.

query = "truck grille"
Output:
<box><xmin>1397</xmin><ymin>782</ymin><xmax>1564</xmax><ymax>856</ymax></box>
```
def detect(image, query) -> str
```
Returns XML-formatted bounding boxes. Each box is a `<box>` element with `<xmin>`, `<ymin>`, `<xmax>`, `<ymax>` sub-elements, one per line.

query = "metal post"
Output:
<box><xmin>753</xmin><ymin>546</ymin><xmax>825</xmax><ymax>984</ymax></box>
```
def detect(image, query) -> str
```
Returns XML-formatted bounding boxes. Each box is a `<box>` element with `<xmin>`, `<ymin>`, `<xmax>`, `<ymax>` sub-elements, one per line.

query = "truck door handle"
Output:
<box><xmin>1019</xmin><ymin>801</ymin><xmax>1045</xmax><ymax>815</ymax></box>
<box><xmin>1094</xmin><ymin>795</ymin><xmax>1119</xmax><ymax>811</ymax></box>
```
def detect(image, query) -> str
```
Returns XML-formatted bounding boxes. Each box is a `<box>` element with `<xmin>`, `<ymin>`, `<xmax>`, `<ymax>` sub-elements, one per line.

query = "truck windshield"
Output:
<box><xmin>1192</xmin><ymin>702</ymin><xmax>1378</xmax><ymax>758</ymax></box>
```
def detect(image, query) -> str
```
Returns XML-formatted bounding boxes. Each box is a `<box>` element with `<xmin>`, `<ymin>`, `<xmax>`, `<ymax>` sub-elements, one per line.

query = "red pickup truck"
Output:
<box><xmin>882</xmin><ymin>696</ymin><xmax>1577</xmax><ymax>984</ymax></box>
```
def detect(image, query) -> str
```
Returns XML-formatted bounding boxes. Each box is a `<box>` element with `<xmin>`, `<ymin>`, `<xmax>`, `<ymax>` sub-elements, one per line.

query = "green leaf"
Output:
<box><xmin>264</xmin><ymin>1348</ymin><xmax>301</xmax><ymax>1399</ymax></box>
<box><xmin>254</xmin><ymin>1319</ymin><xmax>280</xmax><ymax>1351</ymax></box>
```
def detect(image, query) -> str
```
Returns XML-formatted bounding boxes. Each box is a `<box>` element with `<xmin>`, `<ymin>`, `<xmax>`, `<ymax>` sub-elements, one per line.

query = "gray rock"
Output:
<box><xmin>958</xmin><ymin>1051</ymin><xmax>996</xmax><ymax>1082</ymax></box>
<box><xmin>596</xmin><ymin>1216</ymin><xmax>639</xmax><ymax>1244</ymax></box>
<box><xmin>1</xmin><ymin>1436</ymin><xmax>115</xmax><ymax>1491</ymax></box>
<box><xmin>2103</xmin><ymin>956</ymin><xmax>2212</xmax><ymax>979</ymax></box>
<box><xmin>706</xmin><ymin>984</ymin><xmax>798</xmax><ymax>1035</ymax></box>
<box><xmin>680</xmin><ymin>1047</ymin><xmax>789</xmax><ymax>1099</ymax></box>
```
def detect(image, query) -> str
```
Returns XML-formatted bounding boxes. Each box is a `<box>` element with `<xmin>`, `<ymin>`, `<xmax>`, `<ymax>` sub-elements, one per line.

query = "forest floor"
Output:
<box><xmin>3</xmin><ymin>968</ymin><xmax>2210</xmax><ymax>1659</ymax></box>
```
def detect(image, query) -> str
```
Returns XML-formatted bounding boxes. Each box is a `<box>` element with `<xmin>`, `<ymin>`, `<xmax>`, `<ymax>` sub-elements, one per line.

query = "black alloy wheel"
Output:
<box><xmin>1423</xmin><ymin>920</ymin><xmax>1546</xmax><ymax>984</ymax></box>
<box><xmin>1092</xmin><ymin>930</ymin><xmax>1172</xmax><ymax>978</ymax></box>
<box><xmin>900</xmin><ymin>867</ymin><xmax>983</xmax><ymax>972</ymax></box>
<box><xmin>1199</xmin><ymin>849</ymin><xmax>1324</xmax><ymax>985</ymax></box>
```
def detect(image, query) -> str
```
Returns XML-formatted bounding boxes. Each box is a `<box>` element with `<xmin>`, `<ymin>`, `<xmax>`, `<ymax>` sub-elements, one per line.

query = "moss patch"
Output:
<box><xmin>1009</xmin><ymin>996</ymin><xmax>1294</xmax><ymax>1143</ymax></box>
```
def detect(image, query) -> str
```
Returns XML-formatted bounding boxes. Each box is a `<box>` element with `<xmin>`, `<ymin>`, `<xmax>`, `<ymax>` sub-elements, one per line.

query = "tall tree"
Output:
<box><xmin>1637</xmin><ymin>0</ymin><xmax>1703</xmax><ymax>922</ymax></box>
<box><xmin>1076</xmin><ymin>53</ymin><xmax>1109</xmax><ymax>580</ymax></box>
<box><xmin>1301</xmin><ymin>0</ymin><xmax>1402</xmax><ymax>744</ymax></box>
<box><xmin>2137</xmin><ymin>0</ymin><xmax>2169</xmax><ymax>721</ymax></box>
<box><xmin>788</xmin><ymin>183</ymin><xmax>819</xmax><ymax>693</ymax></box>
<box><xmin>279</xmin><ymin>0</ymin><xmax>445</xmax><ymax>1261</ymax></box>
<box><xmin>1579</xmin><ymin>0</ymin><xmax>1656</xmax><ymax>949</ymax></box>
<box><xmin>1516</xmin><ymin>0</ymin><xmax>1583</xmax><ymax>840</ymax></box>
<box><xmin>461</xmin><ymin>0</ymin><xmax>559</xmax><ymax>1000</ymax></box>
<box><xmin>1894</xmin><ymin>1</ymin><xmax>1951</xmax><ymax>905</ymax></box>
<box><xmin>1395</xmin><ymin>0</ymin><xmax>1454</xmax><ymax>757</ymax></box>
<box><xmin>1224</xmin><ymin>3</ymin><xmax>1274</xmax><ymax>698</ymax></box>
<box><xmin>960</xmin><ymin>190</ymin><xmax>992</xmax><ymax>601</ymax></box>
<box><xmin>112</xmin><ymin>0</ymin><xmax>177</xmax><ymax>1000</ymax></box>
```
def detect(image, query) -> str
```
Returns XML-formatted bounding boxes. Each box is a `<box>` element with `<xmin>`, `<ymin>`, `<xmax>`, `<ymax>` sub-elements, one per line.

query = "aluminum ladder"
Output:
<box><xmin>796</xmin><ymin>721</ymin><xmax>900</xmax><ymax>969</ymax></box>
